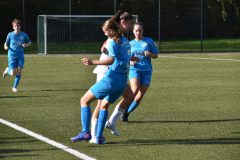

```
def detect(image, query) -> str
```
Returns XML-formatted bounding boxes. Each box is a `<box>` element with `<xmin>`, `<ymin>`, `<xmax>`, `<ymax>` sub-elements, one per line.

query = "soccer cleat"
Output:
<box><xmin>12</xmin><ymin>88</ymin><xmax>18</xmax><ymax>93</ymax></box>
<box><xmin>105</xmin><ymin>121</ymin><xmax>120</xmax><ymax>136</ymax></box>
<box><xmin>70</xmin><ymin>131</ymin><xmax>91</xmax><ymax>142</ymax></box>
<box><xmin>2</xmin><ymin>67</ymin><xmax>8</xmax><ymax>78</ymax></box>
<box><xmin>96</xmin><ymin>136</ymin><xmax>106</xmax><ymax>144</ymax></box>
<box><xmin>121</xmin><ymin>112</ymin><xmax>129</xmax><ymax>122</ymax></box>
<box><xmin>89</xmin><ymin>136</ymin><xmax>97</xmax><ymax>144</ymax></box>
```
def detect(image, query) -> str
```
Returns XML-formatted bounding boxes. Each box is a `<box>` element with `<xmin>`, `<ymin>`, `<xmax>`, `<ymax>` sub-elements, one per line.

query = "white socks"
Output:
<box><xmin>108</xmin><ymin>105</ymin><xmax>125</xmax><ymax>125</ymax></box>
<box><xmin>91</xmin><ymin>117</ymin><xmax>98</xmax><ymax>137</ymax></box>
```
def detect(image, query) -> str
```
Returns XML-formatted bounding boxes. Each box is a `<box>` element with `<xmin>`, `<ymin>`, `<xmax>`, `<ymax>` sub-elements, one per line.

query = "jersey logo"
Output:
<box><xmin>142</xmin><ymin>42</ymin><xmax>147</xmax><ymax>48</ymax></box>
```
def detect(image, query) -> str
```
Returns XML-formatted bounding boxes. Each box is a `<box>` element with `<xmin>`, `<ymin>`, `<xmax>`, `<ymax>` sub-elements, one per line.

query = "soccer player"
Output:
<box><xmin>89</xmin><ymin>10</ymin><xmax>135</xmax><ymax>143</ymax></box>
<box><xmin>71</xmin><ymin>19</ymin><xmax>131</xmax><ymax>144</ymax></box>
<box><xmin>2</xmin><ymin>18</ymin><xmax>31</xmax><ymax>92</ymax></box>
<box><xmin>105</xmin><ymin>22</ymin><xmax>159</xmax><ymax>134</ymax></box>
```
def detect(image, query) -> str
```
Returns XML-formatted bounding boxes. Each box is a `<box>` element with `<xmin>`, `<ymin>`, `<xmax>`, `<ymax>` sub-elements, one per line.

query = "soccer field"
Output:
<box><xmin>0</xmin><ymin>53</ymin><xmax>240</xmax><ymax>160</ymax></box>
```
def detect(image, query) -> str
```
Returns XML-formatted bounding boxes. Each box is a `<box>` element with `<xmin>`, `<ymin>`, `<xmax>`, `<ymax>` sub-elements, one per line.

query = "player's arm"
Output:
<box><xmin>22</xmin><ymin>34</ymin><xmax>32</xmax><ymax>48</ymax></box>
<box><xmin>4</xmin><ymin>43</ymin><xmax>8</xmax><ymax>50</ymax></box>
<box><xmin>144</xmin><ymin>50</ymin><xmax>158</xmax><ymax>59</ymax></box>
<box><xmin>81</xmin><ymin>57</ymin><xmax>114</xmax><ymax>65</ymax></box>
<box><xmin>22</xmin><ymin>42</ymin><xmax>31</xmax><ymax>48</ymax></box>
<box><xmin>4</xmin><ymin>34</ymin><xmax>10</xmax><ymax>50</ymax></box>
<box><xmin>144</xmin><ymin>39</ymin><xmax>159</xmax><ymax>59</ymax></box>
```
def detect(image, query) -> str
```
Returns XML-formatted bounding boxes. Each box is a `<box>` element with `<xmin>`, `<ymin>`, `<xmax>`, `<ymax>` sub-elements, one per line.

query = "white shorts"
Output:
<box><xmin>96</xmin><ymin>73</ymin><xmax>105</xmax><ymax>82</ymax></box>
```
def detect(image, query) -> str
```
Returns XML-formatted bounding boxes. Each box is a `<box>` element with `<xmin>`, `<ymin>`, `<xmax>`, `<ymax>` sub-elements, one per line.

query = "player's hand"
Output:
<box><xmin>144</xmin><ymin>51</ymin><xmax>151</xmax><ymax>57</ymax></box>
<box><xmin>22</xmin><ymin>43</ymin><xmax>27</xmax><ymax>48</ymax></box>
<box><xmin>130</xmin><ymin>56</ymin><xmax>139</xmax><ymax>62</ymax></box>
<box><xmin>130</xmin><ymin>61</ymin><xmax>136</xmax><ymax>66</ymax></box>
<box><xmin>81</xmin><ymin>58</ymin><xmax>93</xmax><ymax>65</ymax></box>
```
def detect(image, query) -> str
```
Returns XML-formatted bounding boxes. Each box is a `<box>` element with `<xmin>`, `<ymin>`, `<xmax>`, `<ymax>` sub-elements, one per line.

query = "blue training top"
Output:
<box><xmin>106</xmin><ymin>36</ymin><xmax>131</xmax><ymax>74</ymax></box>
<box><xmin>129</xmin><ymin>37</ymin><xmax>158</xmax><ymax>72</ymax></box>
<box><xmin>5</xmin><ymin>31</ymin><xmax>31</xmax><ymax>58</ymax></box>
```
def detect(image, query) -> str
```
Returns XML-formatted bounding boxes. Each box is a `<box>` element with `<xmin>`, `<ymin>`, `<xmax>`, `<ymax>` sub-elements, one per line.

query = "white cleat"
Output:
<box><xmin>2</xmin><ymin>67</ymin><xmax>8</xmax><ymax>78</ymax></box>
<box><xmin>105</xmin><ymin>121</ymin><xmax>120</xmax><ymax>136</ymax></box>
<box><xmin>89</xmin><ymin>136</ymin><xmax>97</xmax><ymax>144</ymax></box>
<box><xmin>12</xmin><ymin>88</ymin><xmax>18</xmax><ymax>93</ymax></box>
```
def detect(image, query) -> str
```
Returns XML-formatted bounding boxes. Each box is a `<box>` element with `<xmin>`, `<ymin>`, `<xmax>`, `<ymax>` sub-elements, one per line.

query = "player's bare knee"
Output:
<box><xmin>81</xmin><ymin>96</ymin><xmax>92</xmax><ymax>106</ymax></box>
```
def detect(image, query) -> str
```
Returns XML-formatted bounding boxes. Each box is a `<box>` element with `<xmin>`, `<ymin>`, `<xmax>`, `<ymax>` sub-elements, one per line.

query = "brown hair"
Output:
<box><xmin>102</xmin><ymin>19</ymin><xmax>122</xmax><ymax>43</ymax></box>
<box><xmin>134</xmin><ymin>22</ymin><xmax>143</xmax><ymax>27</ymax></box>
<box><xmin>111</xmin><ymin>10</ymin><xmax>133</xmax><ymax>24</ymax></box>
<box><xmin>12</xmin><ymin>18</ymin><xmax>21</xmax><ymax>26</ymax></box>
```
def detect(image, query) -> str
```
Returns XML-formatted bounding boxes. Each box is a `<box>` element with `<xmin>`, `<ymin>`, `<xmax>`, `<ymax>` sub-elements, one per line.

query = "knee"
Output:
<box><xmin>80</xmin><ymin>96</ymin><xmax>88</xmax><ymax>106</ymax></box>
<box><xmin>9</xmin><ymin>70</ymin><xmax>14</xmax><ymax>76</ymax></box>
<box><xmin>135</xmin><ymin>94</ymin><xmax>143</xmax><ymax>103</ymax></box>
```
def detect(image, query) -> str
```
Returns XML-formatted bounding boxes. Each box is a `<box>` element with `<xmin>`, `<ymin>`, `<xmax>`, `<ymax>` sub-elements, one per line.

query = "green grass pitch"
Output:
<box><xmin>0</xmin><ymin>53</ymin><xmax>240</xmax><ymax>160</ymax></box>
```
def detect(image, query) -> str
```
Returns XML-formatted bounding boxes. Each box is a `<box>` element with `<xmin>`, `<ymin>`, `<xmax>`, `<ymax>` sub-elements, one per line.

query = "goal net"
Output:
<box><xmin>37</xmin><ymin>15</ymin><xmax>138</xmax><ymax>54</ymax></box>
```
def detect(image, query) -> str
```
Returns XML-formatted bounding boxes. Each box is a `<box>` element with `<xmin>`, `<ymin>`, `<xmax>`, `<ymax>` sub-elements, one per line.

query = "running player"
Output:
<box><xmin>2</xmin><ymin>18</ymin><xmax>31</xmax><ymax>92</ymax></box>
<box><xmin>105</xmin><ymin>22</ymin><xmax>159</xmax><ymax>134</ymax></box>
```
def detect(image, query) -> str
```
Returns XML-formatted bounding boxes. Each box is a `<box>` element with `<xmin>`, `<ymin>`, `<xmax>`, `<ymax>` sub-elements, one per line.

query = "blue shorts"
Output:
<box><xmin>8</xmin><ymin>55</ymin><xmax>24</xmax><ymax>70</ymax></box>
<box><xmin>90</xmin><ymin>72</ymin><xmax>127</xmax><ymax>103</ymax></box>
<box><xmin>129</xmin><ymin>70</ymin><xmax>152</xmax><ymax>86</ymax></box>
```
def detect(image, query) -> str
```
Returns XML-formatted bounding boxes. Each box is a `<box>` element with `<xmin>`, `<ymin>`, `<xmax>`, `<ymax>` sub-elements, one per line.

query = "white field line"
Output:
<box><xmin>159</xmin><ymin>55</ymin><xmax>240</xmax><ymax>62</ymax></box>
<box><xmin>0</xmin><ymin>118</ymin><xmax>96</xmax><ymax>160</ymax></box>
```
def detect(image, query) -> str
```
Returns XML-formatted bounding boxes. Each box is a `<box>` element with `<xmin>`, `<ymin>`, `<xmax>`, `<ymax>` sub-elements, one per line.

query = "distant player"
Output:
<box><xmin>3</xmin><ymin>18</ymin><xmax>31</xmax><ymax>92</ymax></box>
<box><xmin>105</xmin><ymin>22</ymin><xmax>159</xmax><ymax>134</ymax></box>
<box><xmin>71</xmin><ymin>19</ymin><xmax>131</xmax><ymax>144</ymax></box>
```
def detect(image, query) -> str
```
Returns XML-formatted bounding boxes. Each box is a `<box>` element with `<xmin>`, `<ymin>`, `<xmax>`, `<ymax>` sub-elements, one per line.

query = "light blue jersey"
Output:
<box><xmin>90</xmin><ymin>36</ymin><xmax>131</xmax><ymax>103</ymax></box>
<box><xmin>129</xmin><ymin>37</ymin><xmax>158</xmax><ymax>72</ymax></box>
<box><xmin>5</xmin><ymin>31</ymin><xmax>31</xmax><ymax>58</ymax></box>
<box><xmin>106</xmin><ymin>36</ymin><xmax>131</xmax><ymax>74</ymax></box>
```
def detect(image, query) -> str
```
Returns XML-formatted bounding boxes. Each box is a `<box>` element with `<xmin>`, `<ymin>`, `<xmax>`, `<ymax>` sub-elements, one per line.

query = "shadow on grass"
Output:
<box><xmin>128</xmin><ymin>118</ymin><xmax>240</xmax><ymax>124</ymax></box>
<box><xmin>24</xmin><ymin>88</ymin><xmax>88</xmax><ymax>92</ymax></box>
<box><xmin>0</xmin><ymin>136</ymin><xmax>61</xmax><ymax>158</ymax></box>
<box><xmin>0</xmin><ymin>136</ymin><xmax>39</xmax><ymax>145</ymax></box>
<box><xmin>88</xmin><ymin>137</ymin><xmax>240</xmax><ymax>147</ymax></box>
<box><xmin>0</xmin><ymin>95</ymin><xmax>51</xmax><ymax>99</ymax></box>
<box><xmin>122</xmin><ymin>137</ymin><xmax>240</xmax><ymax>145</ymax></box>
<box><xmin>0</xmin><ymin>154</ymin><xmax>39</xmax><ymax>159</ymax></box>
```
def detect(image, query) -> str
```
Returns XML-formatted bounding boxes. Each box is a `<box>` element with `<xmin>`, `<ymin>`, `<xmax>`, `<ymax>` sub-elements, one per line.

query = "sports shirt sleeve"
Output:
<box><xmin>106</xmin><ymin>40</ymin><xmax>118</xmax><ymax>57</ymax></box>
<box><xmin>148</xmin><ymin>39</ymin><xmax>159</xmax><ymax>54</ymax></box>
<box><xmin>24</xmin><ymin>33</ymin><xmax>31</xmax><ymax>44</ymax></box>
<box><xmin>5</xmin><ymin>33</ymin><xmax>11</xmax><ymax>47</ymax></box>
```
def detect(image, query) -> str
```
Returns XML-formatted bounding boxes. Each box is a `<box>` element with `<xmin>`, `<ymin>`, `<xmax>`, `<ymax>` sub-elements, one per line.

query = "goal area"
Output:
<box><xmin>37</xmin><ymin>15</ymin><xmax>138</xmax><ymax>54</ymax></box>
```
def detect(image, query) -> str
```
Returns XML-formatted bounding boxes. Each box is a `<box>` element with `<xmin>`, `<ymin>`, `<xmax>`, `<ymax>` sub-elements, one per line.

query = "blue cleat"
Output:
<box><xmin>96</xmin><ymin>136</ymin><xmax>106</xmax><ymax>144</ymax></box>
<box><xmin>71</xmin><ymin>131</ymin><xmax>91</xmax><ymax>142</ymax></box>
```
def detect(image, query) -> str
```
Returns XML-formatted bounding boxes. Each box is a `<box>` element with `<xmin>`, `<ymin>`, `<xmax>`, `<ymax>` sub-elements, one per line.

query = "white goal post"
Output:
<box><xmin>37</xmin><ymin>15</ymin><xmax>138</xmax><ymax>54</ymax></box>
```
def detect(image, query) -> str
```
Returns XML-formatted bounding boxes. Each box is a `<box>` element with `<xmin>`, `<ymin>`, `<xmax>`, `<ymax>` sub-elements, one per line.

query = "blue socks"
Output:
<box><xmin>127</xmin><ymin>101</ymin><xmax>139</xmax><ymax>114</ymax></box>
<box><xmin>13</xmin><ymin>74</ymin><xmax>21</xmax><ymax>89</ymax></box>
<box><xmin>96</xmin><ymin>110</ymin><xmax>108</xmax><ymax>138</ymax></box>
<box><xmin>81</xmin><ymin>106</ymin><xmax>91</xmax><ymax>132</ymax></box>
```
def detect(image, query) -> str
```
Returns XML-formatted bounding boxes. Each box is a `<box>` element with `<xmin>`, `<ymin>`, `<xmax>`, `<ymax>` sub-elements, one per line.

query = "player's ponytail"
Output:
<box><xmin>111</xmin><ymin>10</ymin><xmax>133</xmax><ymax>24</ymax></box>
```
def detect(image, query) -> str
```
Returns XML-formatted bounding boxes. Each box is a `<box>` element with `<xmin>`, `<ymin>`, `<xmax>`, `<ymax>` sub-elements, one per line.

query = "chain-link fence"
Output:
<box><xmin>0</xmin><ymin>0</ymin><xmax>240</xmax><ymax>53</ymax></box>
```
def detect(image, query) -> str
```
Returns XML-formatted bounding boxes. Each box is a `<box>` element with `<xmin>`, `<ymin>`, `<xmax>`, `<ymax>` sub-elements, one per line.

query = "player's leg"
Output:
<box><xmin>121</xmin><ymin>70</ymin><xmax>140</xmax><ymax>121</ymax></box>
<box><xmin>12</xmin><ymin>67</ymin><xmax>22</xmax><ymax>92</ymax></box>
<box><xmin>3</xmin><ymin>56</ymin><xmax>17</xmax><ymax>78</ymax></box>
<box><xmin>12</xmin><ymin>56</ymin><xmax>24</xmax><ymax>92</ymax></box>
<box><xmin>89</xmin><ymin>73</ymin><xmax>105</xmax><ymax>143</ymax></box>
<box><xmin>122</xmin><ymin>77</ymin><xmax>140</xmax><ymax>120</ymax></box>
<box><xmin>127</xmin><ymin>84</ymin><xmax>149</xmax><ymax>114</ymax></box>
<box><xmin>127</xmin><ymin>71</ymin><xmax>152</xmax><ymax>116</ymax></box>
<box><xmin>106</xmin><ymin>84</ymin><xmax>134</xmax><ymax>127</ymax></box>
<box><xmin>71</xmin><ymin>90</ymin><xmax>96</xmax><ymax>142</ymax></box>
<box><xmin>89</xmin><ymin>99</ymin><xmax>101</xmax><ymax>143</ymax></box>
<box><xmin>95</xmin><ymin>99</ymin><xmax>111</xmax><ymax>144</ymax></box>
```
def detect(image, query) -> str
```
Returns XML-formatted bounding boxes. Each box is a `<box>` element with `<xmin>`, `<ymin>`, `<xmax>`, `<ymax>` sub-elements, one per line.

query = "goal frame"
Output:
<box><xmin>37</xmin><ymin>15</ymin><xmax>138</xmax><ymax>54</ymax></box>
